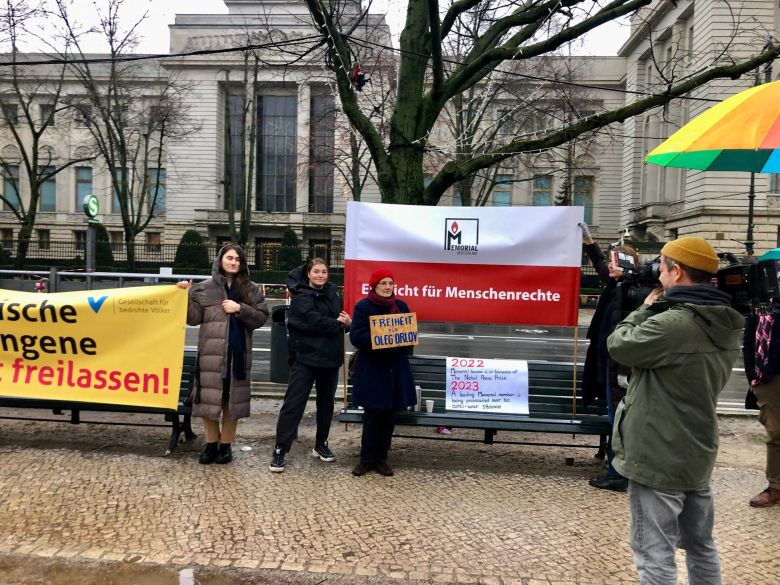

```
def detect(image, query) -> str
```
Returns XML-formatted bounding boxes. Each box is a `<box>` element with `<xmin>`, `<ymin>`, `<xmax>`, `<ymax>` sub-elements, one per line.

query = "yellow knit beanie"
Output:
<box><xmin>660</xmin><ymin>236</ymin><xmax>719</xmax><ymax>274</ymax></box>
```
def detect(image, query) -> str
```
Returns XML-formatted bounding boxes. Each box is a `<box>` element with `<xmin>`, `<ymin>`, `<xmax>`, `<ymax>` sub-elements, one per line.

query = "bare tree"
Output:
<box><xmin>0</xmin><ymin>0</ymin><xmax>93</xmax><ymax>266</ymax></box>
<box><xmin>304</xmin><ymin>0</ymin><xmax>780</xmax><ymax>206</ymax></box>
<box><xmin>51</xmin><ymin>0</ymin><xmax>196</xmax><ymax>269</ymax></box>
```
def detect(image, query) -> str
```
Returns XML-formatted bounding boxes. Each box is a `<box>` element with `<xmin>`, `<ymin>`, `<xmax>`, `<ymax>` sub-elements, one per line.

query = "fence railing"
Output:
<box><xmin>0</xmin><ymin>239</ymin><xmax>345</xmax><ymax>273</ymax></box>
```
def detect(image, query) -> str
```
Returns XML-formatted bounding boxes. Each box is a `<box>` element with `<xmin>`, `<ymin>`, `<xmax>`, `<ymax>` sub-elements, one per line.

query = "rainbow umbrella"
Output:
<box><xmin>645</xmin><ymin>80</ymin><xmax>780</xmax><ymax>172</ymax></box>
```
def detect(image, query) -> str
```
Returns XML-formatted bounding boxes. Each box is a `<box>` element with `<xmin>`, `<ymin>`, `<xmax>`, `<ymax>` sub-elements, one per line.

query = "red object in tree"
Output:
<box><xmin>351</xmin><ymin>64</ymin><xmax>366</xmax><ymax>91</ymax></box>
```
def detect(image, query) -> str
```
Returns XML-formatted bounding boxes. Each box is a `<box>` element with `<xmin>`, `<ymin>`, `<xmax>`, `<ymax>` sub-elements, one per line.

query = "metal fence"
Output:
<box><xmin>0</xmin><ymin>238</ymin><xmax>605</xmax><ymax>296</ymax></box>
<box><xmin>0</xmin><ymin>239</ymin><xmax>345</xmax><ymax>273</ymax></box>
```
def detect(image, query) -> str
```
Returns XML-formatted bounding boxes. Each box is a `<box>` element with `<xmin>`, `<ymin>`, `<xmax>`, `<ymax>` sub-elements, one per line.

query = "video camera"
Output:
<box><xmin>717</xmin><ymin>254</ymin><xmax>780</xmax><ymax>315</ymax></box>
<box><xmin>613</xmin><ymin>251</ymin><xmax>662</xmax><ymax>313</ymax></box>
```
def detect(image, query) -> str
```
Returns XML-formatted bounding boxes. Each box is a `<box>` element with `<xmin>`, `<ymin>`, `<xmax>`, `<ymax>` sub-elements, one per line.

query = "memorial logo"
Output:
<box><xmin>444</xmin><ymin>218</ymin><xmax>479</xmax><ymax>255</ymax></box>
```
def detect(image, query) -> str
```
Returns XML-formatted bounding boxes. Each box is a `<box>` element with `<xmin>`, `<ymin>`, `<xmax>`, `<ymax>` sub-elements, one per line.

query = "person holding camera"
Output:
<box><xmin>580</xmin><ymin>223</ymin><xmax>637</xmax><ymax>492</ymax></box>
<box><xmin>743</xmin><ymin>295</ymin><xmax>780</xmax><ymax>507</ymax></box>
<box><xmin>607</xmin><ymin>236</ymin><xmax>742</xmax><ymax>585</ymax></box>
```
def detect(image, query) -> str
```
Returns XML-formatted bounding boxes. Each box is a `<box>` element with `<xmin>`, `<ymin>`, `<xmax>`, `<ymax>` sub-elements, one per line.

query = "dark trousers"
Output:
<box><xmin>360</xmin><ymin>408</ymin><xmax>395</xmax><ymax>464</ymax></box>
<box><xmin>275</xmin><ymin>360</ymin><xmax>339</xmax><ymax>452</ymax></box>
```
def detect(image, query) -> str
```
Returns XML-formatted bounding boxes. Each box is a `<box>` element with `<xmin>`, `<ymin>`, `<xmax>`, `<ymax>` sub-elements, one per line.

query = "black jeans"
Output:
<box><xmin>274</xmin><ymin>360</ymin><xmax>340</xmax><ymax>452</ymax></box>
<box><xmin>360</xmin><ymin>408</ymin><xmax>395</xmax><ymax>464</ymax></box>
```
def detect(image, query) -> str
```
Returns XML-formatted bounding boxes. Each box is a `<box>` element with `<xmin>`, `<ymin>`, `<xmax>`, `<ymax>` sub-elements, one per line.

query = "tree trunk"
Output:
<box><xmin>349</xmin><ymin>130</ymin><xmax>362</xmax><ymax>201</ymax></box>
<box><xmin>13</xmin><ymin>216</ymin><xmax>34</xmax><ymax>269</ymax></box>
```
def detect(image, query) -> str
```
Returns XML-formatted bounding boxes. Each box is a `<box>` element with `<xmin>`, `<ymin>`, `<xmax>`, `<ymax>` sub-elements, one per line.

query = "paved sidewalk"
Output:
<box><xmin>0</xmin><ymin>400</ymin><xmax>777</xmax><ymax>584</ymax></box>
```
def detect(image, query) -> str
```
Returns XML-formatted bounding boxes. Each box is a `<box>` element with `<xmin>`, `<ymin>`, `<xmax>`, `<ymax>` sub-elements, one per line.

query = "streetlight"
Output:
<box><xmin>746</xmin><ymin>49</ymin><xmax>774</xmax><ymax>257</ymax></box>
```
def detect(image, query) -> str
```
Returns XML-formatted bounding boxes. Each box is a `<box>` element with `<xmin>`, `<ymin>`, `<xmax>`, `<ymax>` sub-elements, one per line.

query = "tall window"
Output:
<box><xmin>573</xmin><ymin>176</ymin><xmax>595</xmax><ymax>224</ymax></box>
<box><xmin>40</xmin><ymin>104</ymin><xmax>55</xmax><ymax>126</ymax></box>
<box><xmin>771</xmin><ymin>174</ymin><xmax>780</xmax><ymax>194</ymax></box>
<box><xmin>75</xmin><ymin>104</ymin><xmax>92</xmax><ymax>127</ymax></box>
<box><xmin>1</xmin><ymin>228</ymin><xmax>13</xmax><ymax>248</ymax></box>
<box><xmin>309</xmin><ymin>95</ymin><xmax>335</xmax><ymax>213</ymax></box>
<box><xmin>75</xmin><ymin>166</ymin><xmax>92</xmax><ymax>210</ymax></box>
<box><xmin>37</xmin><ymin>229</ymin><xmax>50</xmax><ymax>250</ymax></box>
<box><xmin>496</xmin><ymin>109</ymin><xmax>517</xmax><ymax>134</ymax></box>
<box><xmin>532</xmin><ymin>174</ymin><xmax>553</xmax><ymax>206</ymax></box>
<box><xmin>2</xmin><ymin>103</ymin><xmax>18</xmax><ymax>125</ymax></box>
<box><xmin>148</xmin><ymin>168</ymin><xmax>166</xmax><ymax>216</ymax></box>
<box><xmin>3</xmin><ymin>165</ymin><xmax>20</xmax><ymax>211</ymax></box>
<box><xmin>74</xmin><ymin>230</ymin><xmax>86</xmax><ymax>251</ymax></box>
<box><xmin>39</xmin><ymin>167</ymin><xmax>56</xmax><ymax>211</ymax></box>
<box><xmin>493</xmin><ymin>174</ymin><xmax>512</xmax><ymax>206</ymax></box>
<box><xmin>145</xmin><ymin>232</ymin><xmax>161</xmax><ymax>254</ymax></box>
<box><xmin>257</xmin><ymin>96</ymin><xmax>297</xmax><ymax>212</ymax></box>
<box><xmin>225</xmin><ymin>94</ymin><xmax>245</xmax><ymax>210</ymax></box>
<box><xmin>110</xmin><ymin>231</ymin><xmax>123</xmax><ymax>253</ymax></box>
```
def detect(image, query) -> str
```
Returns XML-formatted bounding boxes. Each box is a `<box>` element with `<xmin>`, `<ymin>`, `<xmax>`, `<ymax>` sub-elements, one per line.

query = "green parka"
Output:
<box><xmin>607</xmin><ymin>285</ymin><xmax>743</xmax><ymax>491</ymax></box>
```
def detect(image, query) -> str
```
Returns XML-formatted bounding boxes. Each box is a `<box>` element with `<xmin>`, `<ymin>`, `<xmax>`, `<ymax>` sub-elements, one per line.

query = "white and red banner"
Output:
<box><xmin>344</xmin><ymin>202</ymin><xmax>583</xmax><ymax>326</ymax></box>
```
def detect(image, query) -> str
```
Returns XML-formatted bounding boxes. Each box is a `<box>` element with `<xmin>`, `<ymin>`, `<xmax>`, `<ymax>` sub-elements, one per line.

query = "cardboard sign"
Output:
<box><xmin>369</xmin><ymin>312</ymin><xmax>419</xmax><ymax>350</ymax></box>
<box><xmin>445</xmin><ymin>357</ymin><xmax>529</xmax><ymax>415</ymax></box>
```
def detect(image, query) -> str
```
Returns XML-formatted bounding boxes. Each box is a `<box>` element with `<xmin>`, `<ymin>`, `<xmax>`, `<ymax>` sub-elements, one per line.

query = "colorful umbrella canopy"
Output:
<box><xmin>759</xmin><ymin>247</ymin><xmax>780</xmax><ymax>261</ymax></box>
<box><xmin>645</xmin><ymin>80</ymin><xmax>780</xmax><ymax>172</ymax></box>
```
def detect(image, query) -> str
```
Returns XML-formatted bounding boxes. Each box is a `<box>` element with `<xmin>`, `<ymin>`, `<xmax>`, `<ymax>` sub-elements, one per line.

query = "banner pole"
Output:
<box><xmin>571</xmin><ymin>323</ymin><xmax>579</xmax><ymax>421</ymax></box>
<box><xmin>342</xmin><ymin>341</ymin><xmax>349</xmax><ymax>431</ymax></box>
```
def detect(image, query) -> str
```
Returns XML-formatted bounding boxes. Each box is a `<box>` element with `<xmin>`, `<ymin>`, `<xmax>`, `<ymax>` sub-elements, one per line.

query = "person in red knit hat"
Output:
<box><xmin>348</xmin><ymin>268</ymin><xmax>417</xmax><ymax>476</ymax></box>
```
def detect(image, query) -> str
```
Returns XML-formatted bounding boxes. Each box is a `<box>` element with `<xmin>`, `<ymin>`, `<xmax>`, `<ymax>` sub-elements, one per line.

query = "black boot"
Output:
<box><xmin>215</xmin><ymin>443</ymin><xmax>233</xmax><ymax>464</ymax></box>
<box><xmin>589</xmin><ymin>474</ymin><xmax>628</xmax><ymax>492</ymax></box>
<box><xmin>199</xmin><ymin>442</ymin><xmax>219</xmax><ymax>465</ymax></box>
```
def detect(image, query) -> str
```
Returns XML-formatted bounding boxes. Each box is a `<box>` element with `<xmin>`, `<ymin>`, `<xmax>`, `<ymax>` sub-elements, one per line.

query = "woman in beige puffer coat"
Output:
<box><xmin>178</xmin><ymin>244</ymin><xmax>269</xmax><ymax>464</ymax></box>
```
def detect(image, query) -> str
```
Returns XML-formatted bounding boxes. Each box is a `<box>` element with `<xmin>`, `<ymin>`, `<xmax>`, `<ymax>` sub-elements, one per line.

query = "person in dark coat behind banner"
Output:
<box><xmin>269</xmin><ymin>258</ymin><xmax>351</xmax><ymax>473</ymax></box>
<box><xmin>177</xmin><ymin>244</ymin><xmax>269</xmax><ymax>465</ymax></box>
<box><xmin>349</xmin><ymin>268</ymin><xmax>417</xmax><ymax>477</ymax></box>
<box><xmin>580</xmin><ymin>223</ymin><xmax>638</xmax><ymax>492</ymax></box>
<box><xmin>743</xmin><ymin>295</ymin><xmax>780</xmax><ymax>507</ymax></box>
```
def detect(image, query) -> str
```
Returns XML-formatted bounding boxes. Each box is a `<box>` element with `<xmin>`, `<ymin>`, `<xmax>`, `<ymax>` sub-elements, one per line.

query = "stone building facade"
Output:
<box><xmin>1</xmin><ymin>0</ymin><xmax>779</xmax><ymax>268</ymax></box>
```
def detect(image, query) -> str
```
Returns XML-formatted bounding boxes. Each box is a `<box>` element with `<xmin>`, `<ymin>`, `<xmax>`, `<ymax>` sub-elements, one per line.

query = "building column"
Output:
<box><xmin>296</xmin><ymin>82</ymin><xmax>311</xmax><ymax>218</ymax></box>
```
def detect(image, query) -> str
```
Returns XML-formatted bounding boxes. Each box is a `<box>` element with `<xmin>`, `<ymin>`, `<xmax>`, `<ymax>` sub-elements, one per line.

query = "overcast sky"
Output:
<box><xmin>39</xmin><ymin>0</ymin><xmax>630</xmax><ymax>56</ymax></box>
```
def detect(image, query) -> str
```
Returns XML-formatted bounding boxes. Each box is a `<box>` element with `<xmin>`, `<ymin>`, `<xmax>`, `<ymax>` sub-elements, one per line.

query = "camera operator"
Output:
<box><xmin>580</xmin><ymin>222</ymin><xmax>637</xmax><ymax>492</ymax></box>
<box><xmin>607</xmin><ymin>236</ymin><xmax>743</xmax><ymax>585</ymax></box>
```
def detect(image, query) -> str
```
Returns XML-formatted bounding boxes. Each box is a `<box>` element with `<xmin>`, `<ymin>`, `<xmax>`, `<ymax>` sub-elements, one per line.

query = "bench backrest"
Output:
<box><xmin>346</xmin><ymin>355</ymin><xmax>605</xmax><ymax>418</ymax></box>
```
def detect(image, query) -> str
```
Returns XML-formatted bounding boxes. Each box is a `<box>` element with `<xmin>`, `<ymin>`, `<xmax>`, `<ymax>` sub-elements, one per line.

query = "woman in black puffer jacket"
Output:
<box><xmin>269</xmin><ymin>258</ymin><xmax>351</xmax><ymax>473</ymax></box>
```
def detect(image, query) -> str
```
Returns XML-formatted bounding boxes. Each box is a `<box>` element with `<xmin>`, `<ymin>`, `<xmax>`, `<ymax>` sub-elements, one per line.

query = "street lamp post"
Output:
<box><xmin>746</xmin><ymin>53</ymin><xmax>774</xmax><ymax>257</ymax></box>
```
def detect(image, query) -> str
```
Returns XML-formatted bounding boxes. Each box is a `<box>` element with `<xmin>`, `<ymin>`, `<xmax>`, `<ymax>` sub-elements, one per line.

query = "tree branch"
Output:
<box><xmin>427</xmin><ymin>42</ymin><xmax>780</xmax><ymax>203</ymax></box>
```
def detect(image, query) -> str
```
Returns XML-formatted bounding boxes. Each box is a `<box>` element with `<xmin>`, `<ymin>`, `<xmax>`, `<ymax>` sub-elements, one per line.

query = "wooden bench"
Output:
<box><xmin>339</xmin><ymin>355</ymin><xmax>611</xmax><ymax>449</ymax></box>
<box><xmin>0</xmin><ymin>348</ymin><xmax>198</xmax><ymax>456</ymax></box>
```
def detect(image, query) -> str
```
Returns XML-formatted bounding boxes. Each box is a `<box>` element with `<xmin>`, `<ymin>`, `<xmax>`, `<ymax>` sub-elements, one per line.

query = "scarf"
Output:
<box><xmin>753</xmin><ymin>312</ymin><xmax>776</xmax><ymax>386</ymax></box>
<box><xmin>225</xmin><ymin>280</ymin><xmax>247</xmax><ymax>380</ymax></box>
<box><xmin>368</xmin><ymin>290</ymin><xmax>400</xmax><ymax>313</ymax></box>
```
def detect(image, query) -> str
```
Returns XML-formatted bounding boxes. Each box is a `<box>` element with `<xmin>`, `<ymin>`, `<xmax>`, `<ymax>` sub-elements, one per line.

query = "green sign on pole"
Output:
<box><xmin>82</xmin><ymin>194</ymin><xmax>100</xmax><ymax>219</ymax></box>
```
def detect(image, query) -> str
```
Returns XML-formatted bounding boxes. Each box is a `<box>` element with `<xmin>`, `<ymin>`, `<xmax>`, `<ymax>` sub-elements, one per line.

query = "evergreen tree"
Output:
<box><xmin>93</xmin><ymin>222</ymin><xmax>114</xmax><ymax>267</ymax></box>
<box><xmin>174</xmin><ymin>230</ymin><xmax>210</xmax><ymax>270</ymax></box>
<box><xmin>278</xmin><ymin>229</ymin><xmax>303</xmax><ymax>271</ymax></box>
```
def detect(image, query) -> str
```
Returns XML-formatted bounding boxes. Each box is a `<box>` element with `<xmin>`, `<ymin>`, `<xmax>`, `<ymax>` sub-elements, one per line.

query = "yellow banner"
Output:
<box><xmin>369</xmin><ymin>312</ymin><xmax>419</xmax><ymax>350</ymax></box>
<box><xmin>0</xmin><ymin>285</ymin><xmax>188</xmax><ymax>410</ymax></box>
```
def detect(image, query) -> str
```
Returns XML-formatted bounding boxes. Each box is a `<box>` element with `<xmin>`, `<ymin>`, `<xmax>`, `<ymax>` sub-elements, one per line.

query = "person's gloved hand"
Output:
<box><xmin>579</xmin><ymin>222</ymin><xmax>592</xmax><ymax>243</ymax></box>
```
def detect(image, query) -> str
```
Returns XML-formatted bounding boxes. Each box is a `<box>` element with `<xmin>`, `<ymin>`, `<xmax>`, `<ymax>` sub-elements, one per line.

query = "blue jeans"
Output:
<box><xmin>629</xmin><ymin>481</ymin><xmax>722</xmax><ymax>585</ymax></box>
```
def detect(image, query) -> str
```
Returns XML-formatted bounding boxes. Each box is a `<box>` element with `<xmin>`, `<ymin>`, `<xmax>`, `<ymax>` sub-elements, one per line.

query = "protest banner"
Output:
<box><xmin>369</xmin><ymin>312</ymin><xmax>418</xmax><ymax>350</ymax></box>
<box><xmin>446</xmin><ymin>357</ymin><xmax>529</xmax><ymax>415</ymax></box>
<box><xmin>344</xmin><ymin>202</ymin><xmax>583</xmax><ymax>326</ymax></box>
<box><xmin>0</xmin><ymin>286</ymin><xmax>187</xmax><ymax>410</ymax></box>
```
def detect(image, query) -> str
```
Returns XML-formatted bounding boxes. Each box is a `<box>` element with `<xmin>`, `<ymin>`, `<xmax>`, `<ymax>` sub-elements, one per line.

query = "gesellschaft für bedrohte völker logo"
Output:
<box><xmin>444</xmin><ymin>218</ymin><xmax>479</xmax><ymax>255</ymax></box>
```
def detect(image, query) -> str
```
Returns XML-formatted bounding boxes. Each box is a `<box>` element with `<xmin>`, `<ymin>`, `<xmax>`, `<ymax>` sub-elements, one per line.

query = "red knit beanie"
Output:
<box><xmin>368</xmin><ymin>268</ymin><xmax>394</xmax><ymax>289</ymax></box>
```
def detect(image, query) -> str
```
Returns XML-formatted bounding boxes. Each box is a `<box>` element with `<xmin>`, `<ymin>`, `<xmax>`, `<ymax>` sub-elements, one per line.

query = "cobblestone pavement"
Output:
<box><xmin>0</xmin><ymin>400</ymin><xmax>777</xmax><ymax>585</ymax></box>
